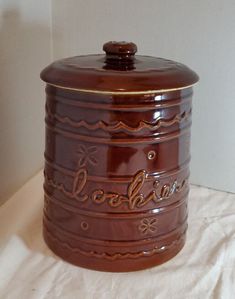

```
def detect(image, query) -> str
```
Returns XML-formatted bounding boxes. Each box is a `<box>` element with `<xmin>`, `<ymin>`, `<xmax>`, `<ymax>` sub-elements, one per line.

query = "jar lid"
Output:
<box><xmin>41</xmin><ymin>41</ymin><xmax>199</xmax><ymax>94</ymax></box>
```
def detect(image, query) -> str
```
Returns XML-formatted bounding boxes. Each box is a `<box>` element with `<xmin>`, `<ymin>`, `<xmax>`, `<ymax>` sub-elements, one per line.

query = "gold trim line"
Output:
<box><xmin>46</xmin><ymin>82</ymin><xmax>197</xmax><ymax>95</ymax></box>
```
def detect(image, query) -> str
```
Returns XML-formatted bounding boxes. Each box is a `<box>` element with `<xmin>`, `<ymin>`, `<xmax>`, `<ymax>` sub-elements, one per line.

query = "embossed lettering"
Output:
<box><xmin>45</xmin><ymin>168</ymin><xmax>188</xmax><ymax>210</ymax></box>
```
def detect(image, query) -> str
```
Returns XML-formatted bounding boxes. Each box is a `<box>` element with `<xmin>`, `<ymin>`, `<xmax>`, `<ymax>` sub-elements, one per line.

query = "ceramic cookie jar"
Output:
<box><xmin>40</xmin><ymin>41</ymin><xmax>199</xmax><ymax>272</ymax></box>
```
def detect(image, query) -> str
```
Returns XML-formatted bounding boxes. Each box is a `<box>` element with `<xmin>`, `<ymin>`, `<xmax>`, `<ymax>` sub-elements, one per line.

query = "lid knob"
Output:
<box><xmin>103</xmin><ymin>41</ymin><xmax>137</xmax><ymax>64</ymax></box>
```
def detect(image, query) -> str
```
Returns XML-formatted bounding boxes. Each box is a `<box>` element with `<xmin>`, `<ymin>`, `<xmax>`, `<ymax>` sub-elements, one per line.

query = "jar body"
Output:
<box><xmin>43</xmin><ymin>85</ymin><xmax>192</xmax><ymax>272</ymax></box>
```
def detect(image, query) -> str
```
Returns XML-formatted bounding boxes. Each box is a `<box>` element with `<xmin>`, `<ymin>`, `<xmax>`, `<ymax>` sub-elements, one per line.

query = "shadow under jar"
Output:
<box><xmin>40</xmin><ymin>41</ymin><xmax>199</xmax><ymax>272</ymax></box>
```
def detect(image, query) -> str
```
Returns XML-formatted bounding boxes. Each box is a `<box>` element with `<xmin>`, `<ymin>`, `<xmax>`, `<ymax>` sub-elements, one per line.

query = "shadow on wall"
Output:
<box><xmin>0</xmin><ymin>6</ymin><xmax>51</xmax><ymax>205</ymax></box>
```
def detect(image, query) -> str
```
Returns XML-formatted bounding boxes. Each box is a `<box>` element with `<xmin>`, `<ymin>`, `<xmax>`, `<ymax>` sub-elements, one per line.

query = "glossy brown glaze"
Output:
<box><xmin>40</xmin><ymin>41</ymin><xmax>198</xmax><ymax>93</ymax></box>
<box><xmin>41</xmin><ymin>42</ymin><xmax>199</xmax><ymax>272</ymax></box>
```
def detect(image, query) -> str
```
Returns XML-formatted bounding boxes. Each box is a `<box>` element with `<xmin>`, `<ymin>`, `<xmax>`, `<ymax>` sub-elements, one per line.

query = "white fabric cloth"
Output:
<box><xmin>0</xmin><ymin>170</ymin><xmax>234</xmax><ymax>299</ymax></box>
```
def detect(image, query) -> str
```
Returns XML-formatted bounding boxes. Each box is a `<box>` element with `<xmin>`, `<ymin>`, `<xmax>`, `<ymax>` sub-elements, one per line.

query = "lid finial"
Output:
<box><xmin>103</xmin><ymin>41</ymin><xmax>137</xmax><ymax>63</ymax></box>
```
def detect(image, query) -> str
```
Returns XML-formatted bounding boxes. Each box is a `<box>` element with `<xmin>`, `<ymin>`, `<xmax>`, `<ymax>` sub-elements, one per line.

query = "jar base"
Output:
<box><xmin>43</xmin><ymin>225</ymin><xmax>186</xmax><ymax>272</ymax></box>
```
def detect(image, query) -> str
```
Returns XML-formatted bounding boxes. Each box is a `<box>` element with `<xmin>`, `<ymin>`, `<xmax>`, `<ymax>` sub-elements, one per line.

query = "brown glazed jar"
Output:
<box><xmin>41</xmin><ymin>41</ymin><xmax>199</xmax><ymax>272</ymax></box>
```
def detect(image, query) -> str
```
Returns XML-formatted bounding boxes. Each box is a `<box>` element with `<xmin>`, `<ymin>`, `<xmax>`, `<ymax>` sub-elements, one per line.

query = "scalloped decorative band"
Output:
<box><xmin>46</xmin><ymin>103</ymin><xmax>191</xmax><ymax>133</ymax></box>
<box><xmin>44</xmin><ymin>223</ymin><xmax>186</xmax><ymax>260</ymax></box>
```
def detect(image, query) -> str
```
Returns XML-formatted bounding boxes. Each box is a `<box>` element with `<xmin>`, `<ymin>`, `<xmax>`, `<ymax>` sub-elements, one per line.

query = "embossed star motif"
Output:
<box><xmin>139</xmin><ymin>218</ymin><xmax>157</xmax><ymax>234</ymax></box>
<box><xmin>77</xmin><ymin>145</ymin><xmax>97</xmax><ymax>167</ymax></box>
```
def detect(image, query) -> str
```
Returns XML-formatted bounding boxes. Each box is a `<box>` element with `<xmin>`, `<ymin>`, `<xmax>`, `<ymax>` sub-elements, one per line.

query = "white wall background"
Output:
<box><xmin>0</xmin><ymin>0</ymin><xmax>235</xmax><ymax>205</ymax></box>
<box><xmin>51</xmin><ymin>0</ymin><xmax>235</xmax><ymax>193</ymax></box>
<box><xmin>0</xmin><ymin>0</ymin><xmax>52</xmax><ymax>204</ymax></box>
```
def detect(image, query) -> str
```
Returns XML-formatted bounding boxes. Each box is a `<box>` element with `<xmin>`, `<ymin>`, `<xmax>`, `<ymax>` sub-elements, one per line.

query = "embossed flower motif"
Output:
<box><xmin>77</xmin><ymin>145</ymin><xmax>97</xmax><ymax>167</ymax></box>
<box><xmin>139</xmin><ymin>218</ymin><xmax>157</xmax><ymax>234</ymax></box>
